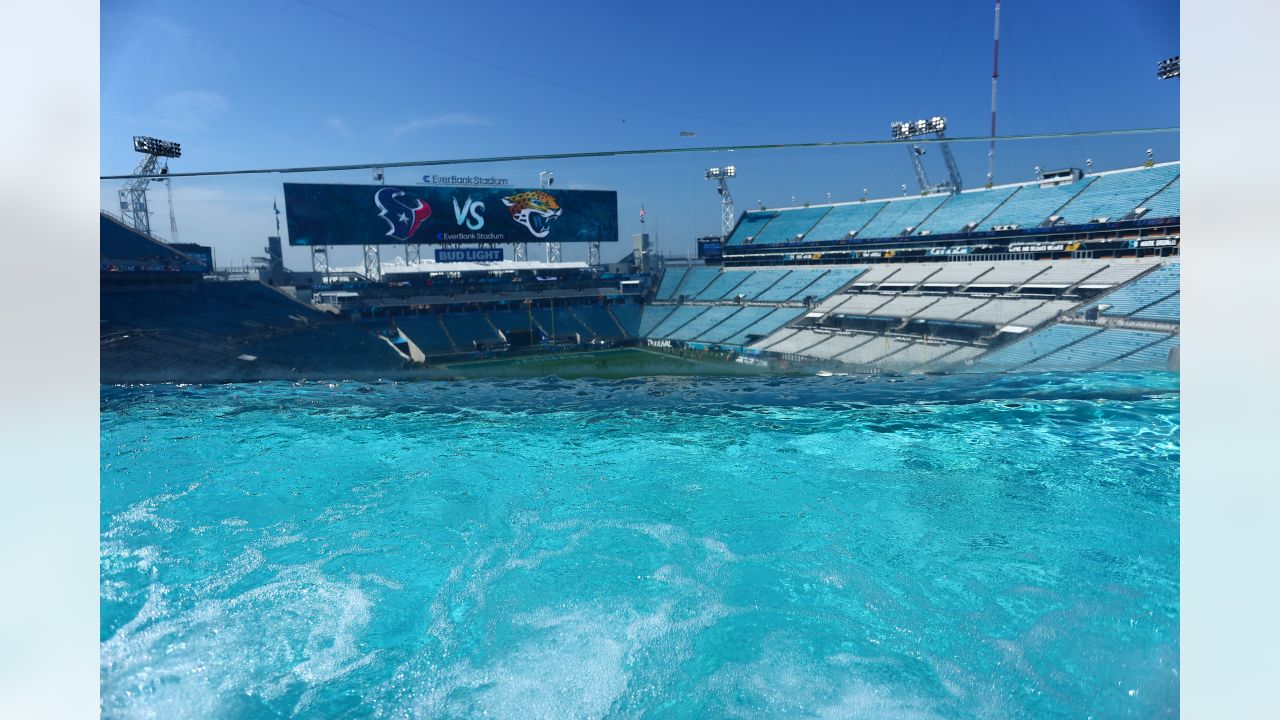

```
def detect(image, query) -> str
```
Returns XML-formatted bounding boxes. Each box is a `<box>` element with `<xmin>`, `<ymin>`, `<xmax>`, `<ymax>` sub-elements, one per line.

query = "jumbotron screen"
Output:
<box><xmin>283</xmin><ymin>183</ymin><xmax>618</xmax><ymax>246</ymax></box>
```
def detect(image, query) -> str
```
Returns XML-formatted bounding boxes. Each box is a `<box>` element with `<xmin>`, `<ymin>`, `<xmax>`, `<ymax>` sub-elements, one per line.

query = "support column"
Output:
<box><xmin>363</xmin><ymin>244</ymin><xmax>381</xmax><ymax>281</ymax></box>
<box><xmin>311</xmin><ymin>245</ymin><xmax>329</xmax><ymax>274</ymax></box>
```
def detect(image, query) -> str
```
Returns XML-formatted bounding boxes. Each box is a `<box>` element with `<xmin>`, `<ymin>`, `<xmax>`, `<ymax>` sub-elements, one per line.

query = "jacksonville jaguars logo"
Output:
<box><xmin>374</xmin><ymin>187</ymin><xmax>432</xmax><ymax>241</ymax></box>
<box><xmin>501</xmin><ymin>191</ymin><xmax>562</xmax><ymax>239</ymax></box>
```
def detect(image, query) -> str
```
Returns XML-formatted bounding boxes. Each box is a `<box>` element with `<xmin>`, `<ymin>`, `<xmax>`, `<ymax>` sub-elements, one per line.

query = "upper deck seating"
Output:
<box><xmin>856</xmin><ymin>195</ymin><xmax>949</xmax><ymax>240</ymax></box>
<box><xmin>980</xmin><ymin>178</ymin><xmax>1095</xmax><ymax>230</ymax></box>
<box><xmin>801</xmin><ymin>201</ymin><xmax>888</xmax><ymax>243</ymax></box>
<box><xmin>1140</xmin><ymin>177</ymin><xmax>1180</xmax><ymax>219</ymax></box>
<box><xmin>725</xmin><ymin>212</ymin><xmax>778</xmax><ymax>247</ymax></box>
<box><xmin>913</xmin><ymin>186</ymin><xmax>1017</xmax><ymax>235</ymax></box>
<box><xmin>1055</xmin><ymin>165</ymin><xmax>1180</xmax><ymax>225</ymax></box>
<box><xmin>746</xmin><ymin>207</ymin><xmax>831</xmax><ymax>245</ymax></box>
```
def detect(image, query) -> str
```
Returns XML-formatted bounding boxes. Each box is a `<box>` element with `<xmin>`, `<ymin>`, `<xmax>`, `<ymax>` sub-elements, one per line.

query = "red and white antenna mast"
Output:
<box><xmin>987</xmin><ymin>0</ymin><xmax>1001</xmax><ymax>187</ymax></box>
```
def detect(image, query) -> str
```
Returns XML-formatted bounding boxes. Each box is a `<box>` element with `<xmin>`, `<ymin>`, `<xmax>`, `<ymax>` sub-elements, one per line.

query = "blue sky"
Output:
<box><xmin>101</xmin><ymin>0</ymin><xmax>1179</xmax><ymax>267</ymax></box>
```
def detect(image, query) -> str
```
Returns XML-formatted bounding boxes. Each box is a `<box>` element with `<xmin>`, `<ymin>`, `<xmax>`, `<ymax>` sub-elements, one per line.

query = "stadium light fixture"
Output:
<box><xmin>1156</xmin><ymin>56</ymin><xmax>1180</xmax><ymax>79</ymax></box>
<box><xmin>133</xmin><ymin>135</ymin><xmax>181</xmax><ymax>158</ymax></box>
<box><xmin>890</xmin><ymin>116</ymin><xmax>947</xmax><ymax>140</ymax></box>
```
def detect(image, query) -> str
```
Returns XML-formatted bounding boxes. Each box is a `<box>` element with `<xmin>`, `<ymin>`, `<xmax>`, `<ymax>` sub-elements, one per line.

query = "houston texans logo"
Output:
<box><xmin>374</xmin><ymin>187</ymin><xmax>432</xmax><ymax>241</ymax></box>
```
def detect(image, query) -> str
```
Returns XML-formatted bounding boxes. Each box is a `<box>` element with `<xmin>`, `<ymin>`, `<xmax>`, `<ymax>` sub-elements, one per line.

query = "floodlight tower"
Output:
<box><xmin>890</xmin><ymin>117</ymin><xmax>962</xmax><ymax>195</ymax></box>
<box><xmin>539</xmin><ymin>171</ymin><xmax>558</xmax><ymax>263</ymax></box>
<box><xmin>1157</xmin><ymin>56</ymin><xmax>1180</xmax><ymax>79</ymax></box>
<box><xmin>704</xmin><ymin>166</ymin><xmax>736</xmax><ymax>240</ymax></box>
<box><xmin>118</xmin><ymin>136</ymin><xmax>181</xmax><ymax>237</ymax></box>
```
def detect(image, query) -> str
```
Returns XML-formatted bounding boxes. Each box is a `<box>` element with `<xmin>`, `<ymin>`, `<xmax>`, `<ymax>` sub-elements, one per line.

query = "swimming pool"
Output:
<box><xmin>101</xmin><ymin>373</ymin><xmax>1179</xmax><ymax>718</ymax></box>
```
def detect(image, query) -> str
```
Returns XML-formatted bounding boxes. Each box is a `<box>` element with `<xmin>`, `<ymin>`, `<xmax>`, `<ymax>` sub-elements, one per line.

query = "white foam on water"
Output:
<box><xmin>705</xmin><ymin>636</ymin><xmax>948</xmax><ymax>720</ymax></box>
<box><xmin>404</xmin><ymin>599</ymin><xmax>724</xmax><ymax>720</ymax></box>
<box><xmin>105</xmin><ymin>483</ymin><xmax>202</xmax><ymax>539</ymax></box>
<box><xmin>198</xmin><ymin>547</ymin><xmax>265</xmax><ymax>595</ymax></box>
<box><xmin>472</xmin><ymin>607</ymin><xmax>632</xmax><ymax>719</ymax></box>
<box><xmin>100</xmin><ymin>563</ymin><xmax>380</xmax><ymax>719</ymax></box>
<box><xmin>393</xmin><ymin>515</ymin><xmax>735</xmax><ymax>718</ymax></box>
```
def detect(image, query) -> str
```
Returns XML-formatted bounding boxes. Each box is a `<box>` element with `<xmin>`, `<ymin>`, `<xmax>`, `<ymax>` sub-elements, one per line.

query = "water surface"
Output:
<box><xmin>101</xmin><ymin>373</ymin><xmax>1179</xmax><ymax>718</ymax></box>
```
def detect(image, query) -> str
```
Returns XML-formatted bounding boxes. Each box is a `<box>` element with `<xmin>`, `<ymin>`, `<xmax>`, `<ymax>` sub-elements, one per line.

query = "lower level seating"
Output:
<box><xmin>967</xmin><ymin>325</ymin><xmax>1101</xmax><ymax>372</ymax></box>
<box><xmin>396</xmin><ymin>315</ymin><xmax>456</xmax><ymax>355</ymax></box>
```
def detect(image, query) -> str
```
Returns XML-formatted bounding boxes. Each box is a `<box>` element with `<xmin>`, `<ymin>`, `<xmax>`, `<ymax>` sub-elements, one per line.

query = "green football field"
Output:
<box><xmin>420</xmin><ymin>347</ymin><xmax>790</xmax><ymax>380</ymax></box>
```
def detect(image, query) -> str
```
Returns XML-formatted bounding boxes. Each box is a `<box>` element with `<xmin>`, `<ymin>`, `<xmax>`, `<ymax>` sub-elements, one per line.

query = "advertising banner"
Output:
<box><xmin>435</xmin><ymin>248</ymin><xmax>504</xmax><ymax>263</ymax></box>
<box><xmin>284</xmin><ymin>183</ymin><xmax>618</xmax><ymax>246</ymax></box>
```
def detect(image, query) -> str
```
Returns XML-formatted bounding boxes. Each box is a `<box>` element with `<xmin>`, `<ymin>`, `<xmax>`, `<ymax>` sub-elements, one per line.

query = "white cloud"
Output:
<box><xmin>149</xmin><ymin>90</ymin><xmax>228</xmax><ymax>131</ymax></box>
<box><xmin>325</xmin><ymin>116</ymin><xmax>350</xmax><ymax>137</ymax></box>
<box><xmin>393</xmin><ymin>113</ymin><xmax>493</xmax><ymax>135</ymax></box>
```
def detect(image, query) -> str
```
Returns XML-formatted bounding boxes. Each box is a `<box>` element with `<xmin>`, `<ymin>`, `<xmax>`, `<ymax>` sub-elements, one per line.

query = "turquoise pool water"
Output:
<box><xmin>101</xmin><ymin>374</ymin><xmax>1179</xmax><ymax>718</ymax></box>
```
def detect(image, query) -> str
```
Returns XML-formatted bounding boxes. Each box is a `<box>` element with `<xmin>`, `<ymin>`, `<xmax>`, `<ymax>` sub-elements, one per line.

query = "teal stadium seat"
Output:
<box><xmin>725</xmin><ymin>212</ymin><xmax>775</xmax><ymax>246</ymax></box>
<box><xmin>1140</xmin><ymin>177</ymin><xmax>1180</xmax><ymax>219</ymax></box>
<box><xmin>980</xmin><ymin>178</ymin><xmax>1094</xmax><ymax>230</ymax></box>
<box><xmin>441</xmin><ymin>312</ymin><xmax>501</xmax><ymax>347</ymax></box>
<box><xmin>1090</xmin><ymin>264</ymin><xmax>1179</xmax><ymax>317</ymax></box>
<box><xmin>668</xmin><ymin>306</ymin><xmax>742</xmax><ymax>342</ymax></box>
<box><xmin>653</xmin><ymin>267</ymin><xmax>688</xmax><ymax>300</ymax></box>
<box><xmin>1022</xmin><ymin>328</ymin><xmax>1173</xmax><ymax>371</ymax></box>
<box><xmin>638</xmin><ymin>305</ymin><xmax>677</xmax><ymax>338</ymax></box>
<box><xmin>744</xmin><ymin>207</ymin><xmax>830</xmax><ymax>245</ymax></box>
<box><xmin>968</xmin><ymin>324</ymin><xmax>1101</xmax><ymax>372</ymax></box>
<box><xmin>856</xmin><ymin>195</ymin><xmax>949</xmax><ymax>240</ymax></box>
<box><xmin>721</xmin><ymin>270</ymin><xmax>789</xmax><ymax>300</ymax></box>
<box><xmin>671</xmin><ymin>267</ymin><xmax>720</xmax><ymax>298</ymax></box>
<box><xmin>395</xmin><ymin>316</ymin><xmax>455</xmax><ymax>354</ymax></box>
<box><xmin>791</xmin><ymin>268</ymin><xmax>865</xmax><ymax>300</ymax></box>
<box><xmin>699</xmin><ymin>306</ymin><xmax>775</xmax><ymax>344</ymax></box>
<box><xmin>724</xmin><ymin>307</ymin><xmax>806</xmax><ymax>347</ymax></box>
<box><xmin>913</xmin><ymin>186</ymin><xmax>1017</xmax><ymax>235</ymax></box>
<box><xmin>802</xmin><ymin>202</ymin><xmax>888</xmax><ymax>243</ymax></box>
<box><xmin>647</xmin><ymin>305</ymin><xmax>708</xmax><ymax>339</ymax></box>
<box><xmin>695</xmin><ymin>271</ymin><xmax>753</xmax><ymax>300</ymax></box>
<box><xmin>608</xmin><ymin>305</ymin><xmax>642</xmax><ymax>337</ymax></box>
<box><xmin>1055</xmin><ymin>165</ymin><xmax>1179</xmax><ymax>225</ymax></box>
<box><xmin>754</xmin><ymin>270</ymin><xmax>827</xmax><ymax>302</ymax></box>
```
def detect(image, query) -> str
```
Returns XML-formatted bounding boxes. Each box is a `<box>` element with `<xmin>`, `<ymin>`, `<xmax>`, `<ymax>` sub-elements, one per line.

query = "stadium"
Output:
<box><xmin>92</xmin><ymin>3</ymin><xmax>1188</xmax><ymax>717</ymax></box>
<box><xmin>101</xmin><ymin>158</ymin><xmax>1179</xmax><ymax>382</ymax></box>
